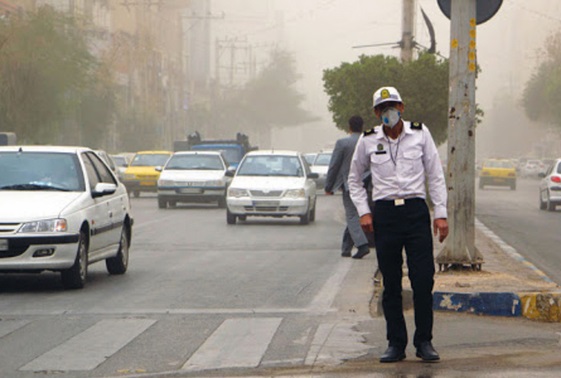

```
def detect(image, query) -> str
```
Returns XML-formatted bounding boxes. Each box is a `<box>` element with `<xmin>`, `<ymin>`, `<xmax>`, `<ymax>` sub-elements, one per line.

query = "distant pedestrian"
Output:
<box><xmin>348</xmin><ymin>86</ymin><xmax>448</xmax><ymax>363</ymax></box>
<box><xmin>324</xmin><ymin>115</ymin><xmax>370</xmax><ymax>259</ymax></box>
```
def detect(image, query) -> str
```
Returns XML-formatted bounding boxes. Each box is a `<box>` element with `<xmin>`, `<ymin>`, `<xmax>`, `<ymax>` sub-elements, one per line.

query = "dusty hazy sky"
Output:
<box><xmin>209</xmin><ymin>0</ymin><xmax>561</xmax><ymax>156</ymax></box>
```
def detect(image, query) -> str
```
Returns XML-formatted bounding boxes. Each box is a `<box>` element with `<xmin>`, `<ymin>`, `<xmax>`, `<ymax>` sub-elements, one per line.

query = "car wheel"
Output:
<box><xmin>169</xmin><ymin>201</ymin><xmax>177</xmax><ymax>208</ymax></box>
<box><xmin>227</xmin><ymin>209</ymin><xmax>237</xmax><ymax>225</ymax></box>
<box><xmin>61</xmin><ymin>230</ymin><xmax>88</xmax><ymax>290</ymax></box>
<box><xmin>478</xmin><ymin>181</ymin><xmax>484</xmax><ymax>190</ymax></box>
<box><xmin>133</xmin><ymin>190</ymin><xmax>140</xmax><ymax>198</ymax></box>
<box><xmin>539</xmin><ymin>191</ymin><xmax>547</xmax><ymax>210</ymax></box>
<box><xmin>158</xmin><ymin>197</ymin><xmax>167</xmax><ymax>209</ymax></box>
<box><xmin>218</xmin><ymin>197</ymin><xmax>226</xmax><ymax>208</ymax></box>
<box><xmin>106</xmin><ymin>226</ymin><xmax>129</xmax><ymax>275</ymax></box>
<box><xmin>510</xmin><ymin>182</ymin><xmax>516</xmax><ymax>190</ymax></box>
<box><xmin>546</xmin><ymin>191</ymin><xmax>556</xmax><ymax>211</ymax></box>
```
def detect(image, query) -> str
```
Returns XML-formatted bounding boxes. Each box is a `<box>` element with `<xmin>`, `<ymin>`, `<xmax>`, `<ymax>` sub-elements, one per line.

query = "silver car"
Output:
<box><xmin>0</xmin><ymin>146</ymin><xmax>133</xmax><ymax>289</ymax></box>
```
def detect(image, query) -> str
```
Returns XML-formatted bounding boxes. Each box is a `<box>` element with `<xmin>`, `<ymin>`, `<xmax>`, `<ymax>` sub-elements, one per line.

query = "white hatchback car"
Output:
<box><xmin>157</xmin><ymin>151</ymin><xmax>232</xmax><ymax>208</ymax></box>
<box><xmin>0</xmin><ymin>146</ymin><xmax>133</xmax><ymax>289</ymax></box>
<box><xmin>538</xmin><ymin>158</ymin><xmax>561</xmax><ymax>211</ymax></box>
<box><xmin>226</xmin><ymin>150</ymin><xmax>318</xmax><ymax>225</ymax></box>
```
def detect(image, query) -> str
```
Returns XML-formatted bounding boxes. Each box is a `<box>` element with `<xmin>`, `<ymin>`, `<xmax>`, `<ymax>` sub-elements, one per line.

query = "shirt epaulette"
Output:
<box><xmin>363</xmin><ymin>128</ymin><xmax>376</xmax><ymax>136</ymax></box>
<box><xmin>411</xmin><ymin>122</ymin><xmax>423</xmax><ymax>130</ymax></box>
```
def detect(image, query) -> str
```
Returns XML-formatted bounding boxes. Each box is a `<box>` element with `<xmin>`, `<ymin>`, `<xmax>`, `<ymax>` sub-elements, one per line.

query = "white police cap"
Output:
<box><xmin>372</xmin><ymin>86</ymin><xmax>403</xmax><ymax>108</ymax></box>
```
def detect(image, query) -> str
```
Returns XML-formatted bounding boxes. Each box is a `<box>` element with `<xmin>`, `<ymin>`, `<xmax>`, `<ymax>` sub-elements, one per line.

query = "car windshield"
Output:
<box><xmin>165</xmin><ymin>154</ymin><xmax>224</xmax><ymax>170</ymax></box>
<box><xmin>0</xmin><ymin>151</ymin><xmax>84</xmax><ymax>191</ymax></box>
<box><xmin>484</xmin><ymin>160</ymin><xmax>514</xmax><ymax>169</ymax></box>
<box><xmin>313</xmin><ymin>153</ymin><xmax>332</xmax><ymax>166</ymax></box>
<box><xmin>191</xmin><ymin>146</ymin><xmax>241</xmax><ymax>165</ymax></box>
<box><xmin>237</xmin><ymin>155</ymin><xmax>303</xmax><ymax>177</ymax></box>
<box><xmin>130</xmin><ymin>153</ymin><xmax>170</xmax><ymax>167</ymax></box>
<box><xmin>112</xmin><ymin>156</ymin><xmax>128</xmax><ymax>167</ymax></box>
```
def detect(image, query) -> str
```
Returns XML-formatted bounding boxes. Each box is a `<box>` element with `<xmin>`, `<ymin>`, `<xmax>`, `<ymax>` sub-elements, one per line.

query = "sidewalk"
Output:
<box><xmin>371</xmin><ymin>218</ymin><xmax>561</xmax><ymax>322</ymax></box>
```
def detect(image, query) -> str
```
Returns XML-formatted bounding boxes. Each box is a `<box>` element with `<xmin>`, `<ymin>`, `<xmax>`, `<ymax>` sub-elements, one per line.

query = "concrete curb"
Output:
<box><xmin>432</xmin><ymin>219</ymin><xmax>561</xmax><ymax>322</ymax></box>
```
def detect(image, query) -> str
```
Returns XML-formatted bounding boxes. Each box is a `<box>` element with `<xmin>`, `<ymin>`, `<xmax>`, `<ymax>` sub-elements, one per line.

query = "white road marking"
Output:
<box><xmin>20</xmin><ymin>319</ymin><xmax>156</xmax><ymax>371</ymax></box>
<box><xmin>0</xmin><ymin>307</ymin><xmax>316</xmax><ymax>316</ymax></box>
<box><xmin>308</xmin><ymin>259</ymin><xmax>353</xmax><ymax>313</ymax></box>
<box><xmin>182</xmin><ymin>317</ymin><xmax>282</xmax><ymax>371</ymax></box>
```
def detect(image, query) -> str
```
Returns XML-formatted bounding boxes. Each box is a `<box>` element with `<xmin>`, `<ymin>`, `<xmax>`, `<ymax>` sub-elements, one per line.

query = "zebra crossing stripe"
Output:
<box><xmin>182</xmin><ymin>318</ymin><xmax>282</xmax><ymax>371</ymax></box>
<box><xmin>20</xmin><ymin>319</ymin><xmax>156</xmax><ymax>371</ymax></box>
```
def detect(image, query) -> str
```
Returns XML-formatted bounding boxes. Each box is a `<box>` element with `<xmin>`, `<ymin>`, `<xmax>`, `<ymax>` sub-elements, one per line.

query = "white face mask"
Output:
<box><xmin>380</xmin><ymin>107</ymin><xmax>401</xmax><ymax>128</ymax></box>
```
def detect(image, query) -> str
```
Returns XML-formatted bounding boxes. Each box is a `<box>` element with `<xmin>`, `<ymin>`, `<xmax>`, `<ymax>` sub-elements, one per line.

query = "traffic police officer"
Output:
<box><xmin>348</xmin><ymin>86</ymin><xmax>448</xmax><ymax>363</ymax></box>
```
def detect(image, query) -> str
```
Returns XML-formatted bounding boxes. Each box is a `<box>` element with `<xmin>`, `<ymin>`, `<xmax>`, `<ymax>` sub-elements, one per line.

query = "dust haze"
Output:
<box><xmin>207</xmin><ymin>0</ymin><xmax>561</xmax><ymax>159</ymax></box>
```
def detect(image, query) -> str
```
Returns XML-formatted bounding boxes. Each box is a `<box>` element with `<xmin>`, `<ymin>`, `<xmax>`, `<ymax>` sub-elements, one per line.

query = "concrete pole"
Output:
<box><xmin>436</xmin><ymin>0</ymin><xmax>484</xmax><ymax>270</ymax></box>
<box><xmin>401</xmin><ymin>0</ymin><xmax>415</xmax><ymax>63</ymax></box>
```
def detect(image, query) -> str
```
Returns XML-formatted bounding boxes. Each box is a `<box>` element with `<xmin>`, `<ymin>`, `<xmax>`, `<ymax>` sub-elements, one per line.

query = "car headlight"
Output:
<box><xmin>158</xmin><ymin>179</ymin><xmax>175</xmax><ymax>187</ymax></box>
<box><xmin>284</xmin><ymin>188</ymin><xmax>305</xmax><ymax>198</ymax></box>
<box><xmin>19</xmin><ymin>218</ymin><xmax>67</xmax><ymax>233</ymax></box>
<box><xmin>228</xmin><ymin>188</ymin><xmax>249</xmax><ymax>198</ymax></box>
<box><xmin>205</xmin><ymin>180</ymin><xmax>224</xmax><ymax>187</ymax></box>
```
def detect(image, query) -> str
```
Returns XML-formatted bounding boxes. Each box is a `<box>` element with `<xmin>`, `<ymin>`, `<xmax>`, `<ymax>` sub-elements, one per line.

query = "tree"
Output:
<box><xmin>522</xmin><ymin>30</ymin><xmax>561</xmax><ymax>129</ymax></box>
<box><xmin>186</xmin><ymin>49</ymin><xmax>317</xmax><ymax>144</ymax></box>
<box><xmin>323</xmin><ymin>53</ymin><xmax>449</xmax><ymax>145</ymax></box>
<box><xmin>0</xmin><ymin>7</ymin><xmax>115</xmax><ymax>146</ymax></box>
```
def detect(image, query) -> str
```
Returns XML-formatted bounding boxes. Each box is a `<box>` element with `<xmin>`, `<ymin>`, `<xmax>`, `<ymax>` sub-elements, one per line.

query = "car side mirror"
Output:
<box><xmin>155</xmin><ymin>166</ymin><xmax>163</xmax><ymax>172</ymax></box>
<box><xmin>225</xmin><ymin>168</ymin><xmax>236</xmax><ymax>177</ymax></box>
<box><xmin>92</xmin><ymin>183</ymin><xmax>117</xmax><ymax>198</ymax></box>
<box><xmin>308</xmin><ymin>172</ymin><xmax>319</xmax><ymax>179</ymax></box>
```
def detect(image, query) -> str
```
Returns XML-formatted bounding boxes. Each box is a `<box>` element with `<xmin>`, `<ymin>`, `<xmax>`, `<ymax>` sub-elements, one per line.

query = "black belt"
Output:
<box><xmin>374</xmin><ymin>197</ymin><xmax>424</xmax><ymax>207</ymax></box>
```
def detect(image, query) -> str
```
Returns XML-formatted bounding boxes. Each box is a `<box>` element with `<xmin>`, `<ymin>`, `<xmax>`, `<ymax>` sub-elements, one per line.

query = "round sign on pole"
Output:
<box><xmin>437</xmin><ymin>0</ymin><xmax>502</xmax><ymax>25</ymax></box>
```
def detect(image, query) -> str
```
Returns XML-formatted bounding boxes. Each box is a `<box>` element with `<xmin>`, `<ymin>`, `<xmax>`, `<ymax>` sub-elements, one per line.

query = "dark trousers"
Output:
<box><xmin>372</xmin><ymin>198</ymin><xmax>435</xmax><ymax>349</ymax></box>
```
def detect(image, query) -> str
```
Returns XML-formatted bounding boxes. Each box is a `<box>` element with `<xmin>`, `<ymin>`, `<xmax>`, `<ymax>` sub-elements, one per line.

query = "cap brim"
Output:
<box><xmin>373</xmin><ymin>98</ymin><xmax>402</xmax><ymax>109</ymax></box>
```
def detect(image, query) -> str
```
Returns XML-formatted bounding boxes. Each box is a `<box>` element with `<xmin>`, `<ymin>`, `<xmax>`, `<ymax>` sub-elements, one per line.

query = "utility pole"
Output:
<box><xmin>401</xmin><ymin>0</ymin><xmax>415</xmax><ymax>62</ymax></box>
<box><xmin>436</xmin><ymin>0</ymin><xmax>483</xmax><ymax>270</ymax></box>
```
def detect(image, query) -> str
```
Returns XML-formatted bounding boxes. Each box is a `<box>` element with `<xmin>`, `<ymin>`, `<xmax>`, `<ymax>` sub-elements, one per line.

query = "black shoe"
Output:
<box><xmin>416</xmin><ymin>341</ymin><xmax>440</xmax><ymax>361</ymax></box>
<box><xmin>341</xmin><ymin>250</ymin><xmax>351</xmax><ymax>257</ymax></box>
<box><xmin>352</xmin><ymin>245</ymin><xmax>370</xmax><ymax>259</ymax></box>
<box><xmin>380</xmin><ymin>346</ymin><xmax>406</xmax><ymax>363</ymax></box>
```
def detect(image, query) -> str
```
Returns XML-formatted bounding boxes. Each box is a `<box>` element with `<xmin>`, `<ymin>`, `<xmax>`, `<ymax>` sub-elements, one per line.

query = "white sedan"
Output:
<box><xmin>226</xmin><ymin>150</ymin><xmax>318</xmax><ymax>225</ymax></box>
<box><xmin>0</xmin><ymin>146</ymin><xmax>133</xmax><ymax>289</ymax></box>
<box><xmin>539</xmin><ymin>158</ymin><xmax>561</xmax><ymax>211</ymax></box>
<box><xmin>157</xmin><ymin>151</ymin><xmax>232</xmax><ymax>208</ymax></box>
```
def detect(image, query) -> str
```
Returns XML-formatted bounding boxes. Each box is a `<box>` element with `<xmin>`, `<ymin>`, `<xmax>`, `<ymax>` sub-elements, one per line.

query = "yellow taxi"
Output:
<box><xmin>122</xmin><ymin>150</ymin><xmax>172</xmax><ymax>197</ymax></box>
<box><xmin>479</xmin><ymin>159</ymin><xmax>517</xmax><ymax>190</ymax></box>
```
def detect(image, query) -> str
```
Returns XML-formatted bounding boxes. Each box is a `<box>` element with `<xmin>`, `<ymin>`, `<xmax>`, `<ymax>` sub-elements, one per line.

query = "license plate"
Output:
<box><xmin>0</xmin><ymin>239</ymin><xmax>8</xmax><ymax>251</ymax></box>
<box><xmin>140</xmin><ymin>181</ymin><xmax>155</xmax><ymax>186</ymax></box>
<box><xmin>493</xmin><ymin>178</ymin><xmax>505</xmax><ymax>183</ymax></box>
<box><xmin>179</xmin><ymin>188</ymin><xmax>202</xmax><ymax>194</ymax></box>
<box><xmin>254</xmin><ymin>201</ymin><xmax>280</xmax><ymax>207</ymax></box>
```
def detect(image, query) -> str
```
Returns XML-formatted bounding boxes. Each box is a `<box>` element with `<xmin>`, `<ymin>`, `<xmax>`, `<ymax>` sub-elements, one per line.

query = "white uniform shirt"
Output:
<box><xmin>348</xmin><ymin>121</ymin><xmax>448</xmax><ymax>219</ymax></box>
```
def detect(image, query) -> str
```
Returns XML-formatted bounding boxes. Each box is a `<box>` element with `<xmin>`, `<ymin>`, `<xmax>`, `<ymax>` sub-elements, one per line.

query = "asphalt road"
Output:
<box><xmin>475</xmin><ymin>177</ymin><xmax>561</xmax><ymax>285</ymax></box>
<box><xmin>0</xmin><ymin>187</ymin><xmax>560</xmax><ymax>377</ymax></box>
<box><xmin>0</xmin><ymin>194</ymin><xmax>376</xmax><ymax>377</ymax></box>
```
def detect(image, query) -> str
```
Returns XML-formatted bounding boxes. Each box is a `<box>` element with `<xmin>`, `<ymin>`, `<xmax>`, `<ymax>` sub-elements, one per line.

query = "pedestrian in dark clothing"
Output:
<box><xmin>325</xmin><ymin>116</ymin><xmax>370</xmax><ymax>259</ymax></box>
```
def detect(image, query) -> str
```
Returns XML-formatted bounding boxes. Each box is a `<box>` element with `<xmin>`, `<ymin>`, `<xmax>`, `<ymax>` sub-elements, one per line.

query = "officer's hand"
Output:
<box><xmin>434</xmin><ymin>218</ymin><xmax>449</xmax><ymax>243</ymax></box>
<box><xmin>360</xmin><ymin>213</ymin><xmax>373</xmax><ymax>233</ymax></box>
<box><xmin>325</xmin><ymin>191</ymin><xmax>334</xmax><ymax>195</ymax></box>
